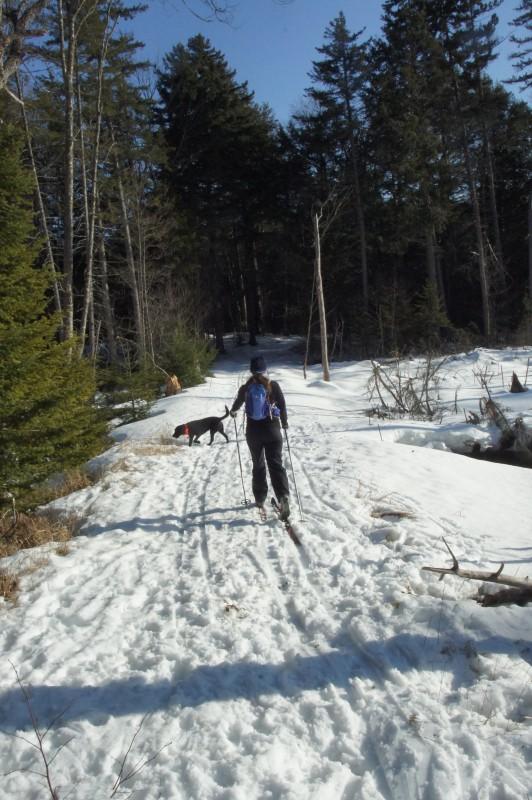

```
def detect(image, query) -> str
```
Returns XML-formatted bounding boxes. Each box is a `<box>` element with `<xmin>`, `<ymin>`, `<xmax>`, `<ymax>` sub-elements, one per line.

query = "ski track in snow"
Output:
<box><xmin>1</xmin><ymin>340</ymin><xmax>532</xmax><ymax>799</ymax></box>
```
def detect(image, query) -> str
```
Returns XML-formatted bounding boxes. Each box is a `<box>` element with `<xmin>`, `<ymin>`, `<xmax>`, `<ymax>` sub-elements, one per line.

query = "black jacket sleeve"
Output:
<box><xmin>230</xmin><ymin>385</ymin><xmax>247</xmax><ymax>415</ymax></box>
<box><xmin>271</xmin><ymin>381</ymin><xmax>288</xmax><ymax>428</ymax></box>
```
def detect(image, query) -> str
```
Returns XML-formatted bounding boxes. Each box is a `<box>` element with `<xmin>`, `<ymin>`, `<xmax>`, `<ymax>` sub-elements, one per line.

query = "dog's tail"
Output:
<box><xmin>221</xmin><ymin>405</ymin><xmax>230</xmax><ymax>420</ymax></box>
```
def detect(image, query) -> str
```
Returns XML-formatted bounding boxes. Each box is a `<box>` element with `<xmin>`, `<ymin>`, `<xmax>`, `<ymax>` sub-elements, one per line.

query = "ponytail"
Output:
<box><xmin>246</xmin><ymin>373</ymin><xmax>272</xmax><ymax>394</ymax></box>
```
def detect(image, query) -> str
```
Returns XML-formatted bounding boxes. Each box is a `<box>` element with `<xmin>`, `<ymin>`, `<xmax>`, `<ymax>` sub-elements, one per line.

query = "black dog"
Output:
<box><xmin>173</xmin><ymin>406</ymin><xmax>230</xmax><ymax>447</ymax></box>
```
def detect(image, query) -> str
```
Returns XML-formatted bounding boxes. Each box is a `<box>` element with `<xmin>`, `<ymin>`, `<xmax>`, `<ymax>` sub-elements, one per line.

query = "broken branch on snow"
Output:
<box><xmin>422</xmin><ymin>538</ymin><xmax>532</xmax><ymax>607</ymax></box>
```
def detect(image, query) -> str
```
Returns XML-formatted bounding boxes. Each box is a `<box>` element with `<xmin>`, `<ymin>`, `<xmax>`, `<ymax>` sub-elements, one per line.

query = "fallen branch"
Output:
<box><xmin>367</xmin><ymin>356</ymin><xmax>445</xmax><ymax>420</ymax></box>
<box><xmin>422</xmin><ymin>538</ymin><xmax>532</xmax><ymax>607</ymax></box>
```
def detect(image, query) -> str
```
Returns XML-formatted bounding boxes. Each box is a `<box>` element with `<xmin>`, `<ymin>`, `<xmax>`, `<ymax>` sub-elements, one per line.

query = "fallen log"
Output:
<box><xmin>422</xmin><ymin>538</ymin><xmax>532</xmax><ymax>607</ymax></box>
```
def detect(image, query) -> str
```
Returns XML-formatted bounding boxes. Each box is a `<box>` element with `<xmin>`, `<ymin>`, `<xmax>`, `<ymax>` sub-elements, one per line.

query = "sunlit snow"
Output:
<box><xmin>1</xmin><ymin>337</ymin><xmax>532</xmax><ymax>799</ymax></box>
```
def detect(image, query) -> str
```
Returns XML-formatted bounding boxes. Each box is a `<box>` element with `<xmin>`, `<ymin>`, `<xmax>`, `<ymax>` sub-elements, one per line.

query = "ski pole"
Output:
<box><xmin>283</xmin><ymin>428</ymin><xmax>303</xmax><ymax>518</ymax></box>
<box><xmin>233</xmin><ymin>414</ymin><xmax>248</xmax><ymax>506</ymax></box>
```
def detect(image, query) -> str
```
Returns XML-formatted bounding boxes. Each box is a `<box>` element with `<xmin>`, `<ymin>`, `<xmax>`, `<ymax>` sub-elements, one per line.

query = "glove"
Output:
<box><xmin>230</xmin><ymin>410</ymin><xmax>237</xmax><ymax>418</ymax></box>
<box><xmin>282</xmin><ymin>423</ymin><xmax>289</xmax><ymax>429</ymax></box>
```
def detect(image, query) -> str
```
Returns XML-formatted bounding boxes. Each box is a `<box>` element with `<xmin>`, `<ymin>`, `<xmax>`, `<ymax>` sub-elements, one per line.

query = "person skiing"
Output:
<box><xmin>230</xmin><ymin>355</ymin><xmax>290</xmax><ymax>519</ymax></box>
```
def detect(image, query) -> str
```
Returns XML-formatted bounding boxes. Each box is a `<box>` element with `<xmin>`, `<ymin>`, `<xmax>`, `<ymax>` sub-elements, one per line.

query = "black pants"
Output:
<box><xmin>246</xmin><ymin>420</ymin><xmax>289</xmax><ymax>505</ymax></box>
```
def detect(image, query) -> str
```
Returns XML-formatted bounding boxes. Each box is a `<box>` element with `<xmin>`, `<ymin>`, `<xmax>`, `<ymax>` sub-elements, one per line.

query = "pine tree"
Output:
<box><xmin>307</xmin><ymin>13</ymin><xmax>370</xmax><ymax>311</ymax></box>
<box><xmin>507</xmin><ymin>0</ymin><xmax>532</xmax><ymax>92</ymax></box>
<box><xmin>412</xmin><ymin>280</ymin><xmax>452</xmax><ymax>349</ymax></box>
<box><xmin>429</xmin><ymin>0</ymin><xmax>503</xmax><ymax>336</ymax></box>
<box><xmin>369</xmin><ymin>1</ymin><xmax>454</xmax><ymax>311</ymax></box>
<box><xmin>0</xmin><ymin>123</ymin><xmax>105</xmax><ymax>505</ymax></box>
<box><xmin>157</xmin><ymin>34</ymin><xmax>280</xmax><ymax>349</ymax></box>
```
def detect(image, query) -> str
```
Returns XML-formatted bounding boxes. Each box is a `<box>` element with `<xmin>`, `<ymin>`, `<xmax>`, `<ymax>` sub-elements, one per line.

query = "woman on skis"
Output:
<box><xmin>230</xmin><ymin>355</ymin><xmax>291</xmax><ymax>519</ymax></box>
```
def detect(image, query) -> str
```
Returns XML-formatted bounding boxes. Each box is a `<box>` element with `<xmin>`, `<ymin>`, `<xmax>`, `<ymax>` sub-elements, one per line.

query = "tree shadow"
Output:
<box><xmin>80</xmin><ymin>506</ymin><xmax>258</xmax><ymax>537</ymax></box>
<box><xmin>1</xmin><ymin>630</ymin><xmax>529</xmax><ymax>733</ymax></box>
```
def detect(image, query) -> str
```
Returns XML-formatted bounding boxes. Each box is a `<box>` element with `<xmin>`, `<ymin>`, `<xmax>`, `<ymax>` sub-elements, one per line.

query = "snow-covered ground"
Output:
<box><xmin>1</xmin><ymin>338</ymin><xmax>532</xmax><ymax>800</ymax></box>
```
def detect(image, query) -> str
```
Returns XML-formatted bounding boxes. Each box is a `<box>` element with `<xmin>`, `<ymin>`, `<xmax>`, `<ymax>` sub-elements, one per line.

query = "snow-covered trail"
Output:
<box><xmin>1</xmin><ymin>338</ymin><xmax>532</xmax><ymax>799</ymax></box>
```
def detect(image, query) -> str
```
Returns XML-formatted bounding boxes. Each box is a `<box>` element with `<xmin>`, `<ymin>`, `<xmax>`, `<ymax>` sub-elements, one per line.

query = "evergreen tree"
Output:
<box><xmin>487</xmin><ymin>89</ymin><xmax>532</xmax><ymax>322</ymax></box>
<box><xmin>157</xmin><ymin>35</ymin><xmax>281</xmax><ymax>349</ymax></box>
<box><xmin>307</xmin><ymin>13</ymin><xmax>370</xmax><ymax>312</ymax></box>
<box><xmin>441</xmin><ymin>0</ymin><xmax>503</xmax><ymax>336</ymax></box>
<box><xmin>507</xmin><ymin>0</ymin><xmax>532</xmax><ymax>92</ymax></box>
<box><xmin>369</xmin><ymin>1</ymin><xmax>455</xmax><ymax>309</ymax></box>
<box><xmin>0</xmin><ymin>123</ymin><xmax>105</xmax><ymax>504</ymax></box>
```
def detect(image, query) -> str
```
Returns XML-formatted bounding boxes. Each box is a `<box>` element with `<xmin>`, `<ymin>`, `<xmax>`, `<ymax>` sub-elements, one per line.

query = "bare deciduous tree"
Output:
<box><xmin>78</xmin><ymin>1</ymin><xmax>116</xmax><ymax>356</ymax></box>
<box><xmin>310</xmin><ymin>191</ymin><xmax>347</xmax><ymax>383</ymax></box>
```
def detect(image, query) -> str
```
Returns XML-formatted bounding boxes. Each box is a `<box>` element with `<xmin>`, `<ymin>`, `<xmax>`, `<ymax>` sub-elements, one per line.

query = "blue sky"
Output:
<box><xmin>131</xmin><ymin>0</ymin><xmax>521</xmax><ymax>123</ymax></box>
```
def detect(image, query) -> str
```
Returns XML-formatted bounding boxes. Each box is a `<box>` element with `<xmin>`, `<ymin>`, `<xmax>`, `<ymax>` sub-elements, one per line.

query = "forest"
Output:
<box><xmin>0</xmin><ymin>0</ymin><xmax>531</xmax><ymax>502</ymax></box>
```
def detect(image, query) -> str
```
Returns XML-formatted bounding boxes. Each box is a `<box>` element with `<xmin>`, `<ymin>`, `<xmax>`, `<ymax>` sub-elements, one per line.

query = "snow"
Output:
<box><xmin>1</xmin><ymin>338</ymin><xmax>532</xmax><ymax>799</ymax></box>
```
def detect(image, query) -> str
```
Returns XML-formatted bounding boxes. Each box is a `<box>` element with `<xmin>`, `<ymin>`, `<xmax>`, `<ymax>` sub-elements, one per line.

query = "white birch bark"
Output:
<box><xmin>114</xmin><ymin>150</ymin><xmax>145</xmax><ymax>360</ymax></box>
<box><xmin>78</xmin><ymin>4</ymin><xmax>114</xmax><ymax>356</ymax></box>
<box><xmin>312</xmin><ymin>205</ymin><xmax>330</xmax><ymax>382</ymax></box>
<box><xmin>15</xmin><ymin>71</ymin><xmax>63</xmax><ymax>322</ymax></box>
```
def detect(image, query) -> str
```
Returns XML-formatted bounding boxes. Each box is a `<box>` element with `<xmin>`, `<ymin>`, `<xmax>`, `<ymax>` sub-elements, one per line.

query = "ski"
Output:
<box><xmin>271</xmin><ymin>498</ymin><xmax>302</xmax><ymax>547</ymax></box>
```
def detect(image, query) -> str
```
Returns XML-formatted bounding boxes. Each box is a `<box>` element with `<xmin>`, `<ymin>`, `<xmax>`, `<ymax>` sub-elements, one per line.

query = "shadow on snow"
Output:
<box><xmin>1</xmin><ymin>630</ymin><xmax>530</xmax><ymax>733</ymax></box>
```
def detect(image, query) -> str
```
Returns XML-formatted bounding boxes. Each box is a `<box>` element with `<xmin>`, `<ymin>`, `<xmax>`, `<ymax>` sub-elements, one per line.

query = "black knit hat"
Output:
<box><xmin>250</xmin><ymin>355</ymin><xmax>267</xmax><ymax>374</ymax></box>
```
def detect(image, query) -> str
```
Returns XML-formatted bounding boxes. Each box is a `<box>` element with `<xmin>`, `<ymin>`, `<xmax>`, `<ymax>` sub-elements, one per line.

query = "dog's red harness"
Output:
<box><xmin>183</xmin><ymin>424</ymin><xmax>190</xmax><ymax>437</ymax></box>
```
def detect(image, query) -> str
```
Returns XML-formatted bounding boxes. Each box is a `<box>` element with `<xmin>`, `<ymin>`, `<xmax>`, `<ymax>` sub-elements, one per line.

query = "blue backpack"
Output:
<box><xmin>245</xmin><ymin>382</ymin><xmax>280</xmax><ymax>421</ymax></box>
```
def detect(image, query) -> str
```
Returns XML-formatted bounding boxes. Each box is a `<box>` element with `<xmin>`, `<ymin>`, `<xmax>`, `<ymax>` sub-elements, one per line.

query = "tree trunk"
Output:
<box><xmin>529</xmin><ymin>191</ymin><xmax>532</xmax><ymax>301</ymax></box>
<box><xmin>253</xmin><ymin>239</ymin><xmax>264</xmax><ymax>335</ymax></box>
<box><xmin>435</xmin><ymin>247</ymin><xmax>447</xmax><ymax>316</ymax></box>
<box><xmin>312</xmin><ymin>207</ymin><xmax>330</xmax><ymax>382</ymax></box>
<box><xmin>303</xmin><ymin>271</ymin><xmax>316</xmax><ymax>379</ymax></box>
<box><xmin>79</xmin><ymin>6</ymin><xmax>113</xmax><ymax>357</ymax></box>
<box><xmin>348</xmin><ymin>134</ymin><xmax>369</xmax><ymax>314</ymax></box>
<box><xmin>445</xmin><ymin>37</ymin><xmax>492</xmax><ymax>336</ymax></box>
<box><xmin>135</xmin><ymin>191</ymin><xmax>154</xmax><ymax>361</ymax></box>
<box><xmin>209</xmin><ymin>237</ymin><xmax>226</xmax><ymax>353</ymax></box>
<box><xmin>243</xmin><ymin>226</ymin><xmax>258</xmax><ymax>346</ymax></box>
<box><xmin>77</xmin><ymin>74</ymin><xmax>92</xmax><ymax>355</ymax></box>
<box><xmin>232</xmin><ymin>234</ymin><xmax>247</xmax><ymax>332</ymax></box>
<box><xmin>342</xmin><ymin>83</ymin><xmax>369</xmax><ymax>314</ymax></box>
<box><xmin>460</xmin><ymin>119</ymin><xmax>491</xmax><ymax>337</ymax></box>
<box><xmin>239</xmin><ymin>267</ymin><xmax>248</xmax><ymax>332</ymax></box>
<box><xmin>471</xmin><ymin>43</ymin><xmax>505</xmax><ymax>289</ymax></box>
<box><xmin>97</xmin><ymin>214</ymin><xmax>118</xmax><ymax>365</ymax></box>
<box><xmin>114</xmin><ymin>156</ymin><xmax>145</xmax><ymax>362</ymax></box>
<box><xmin>425</xmin><ymin>225</ymin><xmax>438</xmax><ymax>286</ymax></box>
<box><xmin>482</xmin><ymin>123</ymin><xmax>505</xmax><ymax>283</ymax></box>
<box><xmin>15</xmin><ymin>72</ymin><xmax>63</xmax><ymax>323</ymax></box>
<box><xmin>58</xmin><ymin>0</ymin><xmax>76</xmax><ymax>339</ymax></box>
